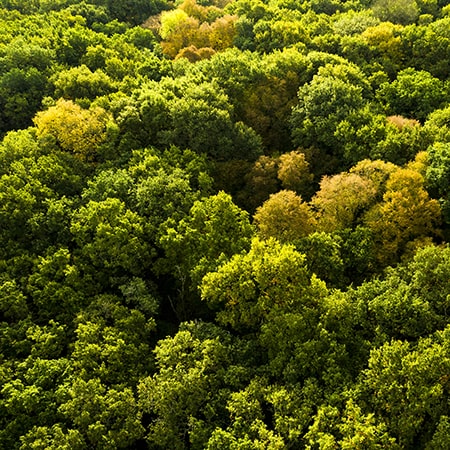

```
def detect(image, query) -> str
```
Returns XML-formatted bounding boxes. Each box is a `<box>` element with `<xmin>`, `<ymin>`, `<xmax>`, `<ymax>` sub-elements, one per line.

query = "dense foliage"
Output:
<box><xmin>1</xmin><ymin>0</ymin><xmax>450</xmax><ymax>448</ymax></box>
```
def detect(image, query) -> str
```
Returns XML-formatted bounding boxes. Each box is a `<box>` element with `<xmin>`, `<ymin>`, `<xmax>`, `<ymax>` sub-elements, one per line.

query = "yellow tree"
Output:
<box><xmin>349</xmin><ymin>159</ymin><xmax>398</xmax><ymax>200</ymax></box>
<box><xmin>277</xmin><ymin>150</ymin><xmax>313</xmax><ymax>197</ymax></box>
<box><xmin>34</xmin><ymin>99</ymin><xmax>111</xmax><ymax>162</ymax></box>
<box><xmin>160</xmin><ymin>11</ymin><xmax>200</xmax><ymax>59</ymax></box>
<box><xmin>253</xmin><ymin>190</ymin><xmax>316</xmax><ymax>243</ymax></box>
<box><xmin>159</xmin><ymin>1</ymin><xmax>236</xmax><ymax>60</ymax></box>
<box><xmin>361</xmin><ymin>22</ymin><xmax>404</xmax><ymax>71</ymax></box>
<box><xmin>363</xmin><ymin>160</ymin><xmax>442</xmax><ymax>266</ymax></box>
<box><xmin>311</xmin><ymin>173</ymin><xmax>378</xmax><ymax>232</ymax></box>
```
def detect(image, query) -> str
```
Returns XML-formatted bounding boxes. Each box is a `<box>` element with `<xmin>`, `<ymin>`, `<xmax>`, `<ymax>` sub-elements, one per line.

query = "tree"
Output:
<box><xmin>363</xmin><ymin>162</ymin><xmax>442</xmax><ymax>266</ymax></box>
<box><xmin>252</xmin><ymin>18</ymin><xmax>310</xmax><ymax>53</ymax></box>
<box><xmin>361</xmin><ymin>22</ymin><xmax>404</xmax><ymax>74</ymax></box>
<box><xmin>201</xmin><ymin>238</ymin><xmax>327</xmax><ymax>332</ymax></box>
<box><xmin>426</xmin><ymin>142</ymin><xmax>450</xmax><ymax>226</ymax></box>
<box><xmin>312</xmin><ymin>172</ymin><xmax>377</xmax><ymax>232</ymax></box>
<box><xmin>138</xmin><ymin>321</ymin><xmax>233</xmax><ymax>449</ymax></box>
<box><xmin>34</xmin><ymin>100</ymin><xmax>113</xmax><ymax>162</ymax></box>
<box><xmin>239</xmin><ymin>155</ymin><xmax>280</xmax><ymax>212</ymax></box>
<box><xmin>70</xmin><ymin>198</ymin><xmax>154</xmax><ymax>289</ymax></box>
<box><xmin>206</xmin><ymin>381</ymin><xmax>286</xmax><ymax>449</ymax></box>
<box><xmin>277</xmin><ymin>150</ymin><xmax>314</xmax><ymax>197</ymax></box>
<box><xmin>158</xmin><ymin>192</ymin><xmax>254</xmax><ymax>320</ymax></box>
<box><xmin>0</xmin><ymin>321</ymin><xmax>69</xmax><ymax>450</ymax></box>
<box><xmin>159</xmin><ymin>2</ymin><xmax>237</xmax><ymax>59</ymax></box>
<box><xmin>0</xmin><ymin>138</ymin><xmax>85</xmax><ymax>259</ymax></box>
<box><xmin>372</xmin><ymin>0</ymin><xmax>419</xmax><ymax>25</ymax></box>
<box><xmin>52</xmin><ymin>64</ymin><xmax>116</xmax><ymax>101</ymax></box>
<box><xmin>103</xmin><ymin>0</ymin><xmax>164</xmax><ymax>26</ymax></box>
<box><xmin>377</xmin><ymin>68</ymin><xmax>448</xmax><ymax>122</ymax></box>
<box><xmin>296</xmin><ymin>231</ymin><xmax>346</xmax><ymax>288</ymax></box>
<box><xmin>333</xmin><ymin>105</ymin><xmax>389</xmax><ymax>167</ymax></box>
<box><xmin>57</xmin><ymin>378</ymin><xmax>145</xmax><ymax>449</ymax></box>
<box><xmin>357</xmin><ymin>328</ymin><xmax>450</xmax><ymax>447</ymax></box>
<box><xmin>70</xmin><ymin>296</ymin><xmax>155</xmax><ymax>386</ymax></box>
<box><xmin>123</xmin><ymin>79</ymin><xmax>263</xmax><ymax>160</ymax></box>
<box><xmin>290</xmin><ymin>69</ymin><xmax>367</xmax><ymax>171</ymax></box>
<box><xmin>349</xmin><ymin>158</ymin><xmax>397</xmax><ymax>199</ymax></box>
<box><xmin>374</xmin><ymin>115</ymin><xmax>434</xmax><ymax>165</ymax></box>
<box><xmin>253</xmin><ymin>190</ymin><xmax>316</xmax><ymax>242</ymax></box>
<box><xmin>26</xmin><ymin>248</ymin><xmax>87</xmax><ymax>324</ymax></box>
<box><xmin>333</xmin><ymin>10</ymin><xmax>380</xmax><ymax>36</ymax></box>
<box><xmin>424</xmin><ymin>105</ymin><xmax>450</xmax><ymax>144</ymax></box>
<box><xmin>161</xmin><ymin>87</ymin><xmax>263</xmax><ymax>161</ymax></box>
<box><xmin>401</xmin><ymin>17</ymin><xmax>450</xmax><ymax>79</ymax></box>
<box><xmin>305</xmin><ymin>400</ymin><xmax>399</xmax><ymax>449</ymax></box>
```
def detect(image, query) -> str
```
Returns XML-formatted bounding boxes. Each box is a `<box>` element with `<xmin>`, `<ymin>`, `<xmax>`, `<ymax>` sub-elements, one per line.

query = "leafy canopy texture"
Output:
<box><xmin>2</xmin><ymin>0</ymin><xmax>450</xmax><ymax>448</ymax></box>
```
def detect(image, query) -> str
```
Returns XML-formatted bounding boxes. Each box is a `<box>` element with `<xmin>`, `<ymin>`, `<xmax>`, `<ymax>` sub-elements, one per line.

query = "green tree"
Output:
<box><xmin>102</xmin><ymin>0</ymin><xmax>165</xmax><ymax>25</ymax></box>
<box><xmin>0</xmin><ymin>131</ymin><xmax>86</xmax><ymax>259</ymax></box>
<box><xmin>70</xmin><ymin>296</ymin><xmax>156</xmax><ymax>386</ymax></box>
<box><xmin>424</xmin><ymin>105</ymin><xmax>450</xmax><ymax>143</ymax></box>
<box><xmin>113</xmin><ymin>79</ymin><xmax>263</xmax><ymax>160</ymax></box>
<box><xmin>0</xmin><ymin>67</ymin><xmax>48</xmax><ymax>133</ymax></box>
<box><xmin>290</xmin><ymin>68</ymin><xmax>367</xmax><ymax>171</ymax></box>
<box><xmin>70</xmin><ymin>198</ymin><xmax>154</xmax><ymax>290</ymax></box>
<box><xmin>0</xmin><ymin>322</ymin><xmax>69</xmax><ymax>450</ymax></box>
<box><xmin>377</xmin><ymin>68</ymin><xmax>448</xmax><ymax>122</ymax></box>
<box><xmin>158</xmin><ymin>191</ymin><xmax>254</xmax><ymax>320</ymax></box>
<box><xmin>296</xmin><ymin>231</ymin><xmax>346</xmax><ymax>288</ymax></box>
<box><xmin>351</xmin><ymin>244</ymin><xmax>450</xmax><ymax>342</ymax></box>
<box><xmin>305</xmin><ymin>400</ymin><xmax>399</xmax><ymax>449</ymax></box>
<box><xmin>52</xmin><ymin>64</ymin><xmax>116</xmax><ymax>101</ymax></box>
<box><xmin>138</xmin><ymin>321</ymin><xmax>233</xmax><ymax>449</ymax></box>
<box><xmin>401</xmin><ymin>17</ymin><xmax>450</xmax><ymax>78</ymax></box>
<box><xmin>426</xmin><ymin>142</ymin><xmax>450</xmax><ymax>226</ymax></box>
<box><xmin>357</xmin><ymin>328</ymin><xmax>450</xmax><ymax>448</ymax></box>
<box><xmin>201</xmin><ymin>238</ymin><xmax>327</xmax><ymax>332</ymax></box>
<box><xmin>26</xmin><ymin>248</ymin><xmax>86</xmax><ymax>324</ymax></box>
<box><xmin>57</xmin><ymin>378</ymin><xmax>145</xmax><ymax>449</ymax></box>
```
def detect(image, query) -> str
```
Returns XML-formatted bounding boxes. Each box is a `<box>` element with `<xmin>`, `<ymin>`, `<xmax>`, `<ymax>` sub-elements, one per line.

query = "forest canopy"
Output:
<box><xmin>1</xmin><ymin>0</ymin><xmax>450</xmax><ymax>448</ymax></box>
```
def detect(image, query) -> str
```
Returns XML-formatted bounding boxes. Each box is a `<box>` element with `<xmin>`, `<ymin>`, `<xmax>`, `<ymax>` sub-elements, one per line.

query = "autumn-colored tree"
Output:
<box><xmin>349</xmin><ymin>158</ymin><xmax>398</xmax><ymax>200</ymax></box>
<box><xmin>312</xmin><ymin>172</ymin><xmax>377</xmax><ymax>232</ymax></box>
<box><xmin>254</xmin><ymin>190</ymin><xmax>316</xmax><ymax>243</ymax></box>
<box><xmin>363</xmin><ymin>161</ymin><xmax>442</xmax><ymax>266</ymax></box>
<box><xmin>33</xmin><ymin>99</ymin><xmax>112</xmax><ymax>162</ymax></box>
<box><xmin>277</xmin><ymin>150</ymin><xmax>314</xmax><ymax>197</ymax></box>
<box><xmin>159</xmin><ymin>1</ymin><xmax>237</xmax><ymax>59</ymax></box>
<box><xmin>240</xmin><ymin>155</ymin><xmax>280</xmax><ymax>212</ymax></box>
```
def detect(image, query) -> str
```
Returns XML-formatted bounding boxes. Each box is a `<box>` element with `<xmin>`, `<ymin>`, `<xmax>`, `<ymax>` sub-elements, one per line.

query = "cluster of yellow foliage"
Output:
<box><xmin>254</xmin><ymin>154</ymin><xmax>442</xmax><ymax>267</ymax></box>
<box><xmin>158</xmin><ymin>0</ymin><xmax>237</xmax><ymax>60</ymax></box>
<box><xmin>33</xmin><ymin>99</ymin><xmax>111</xmax><ymax>162</ymax></box>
